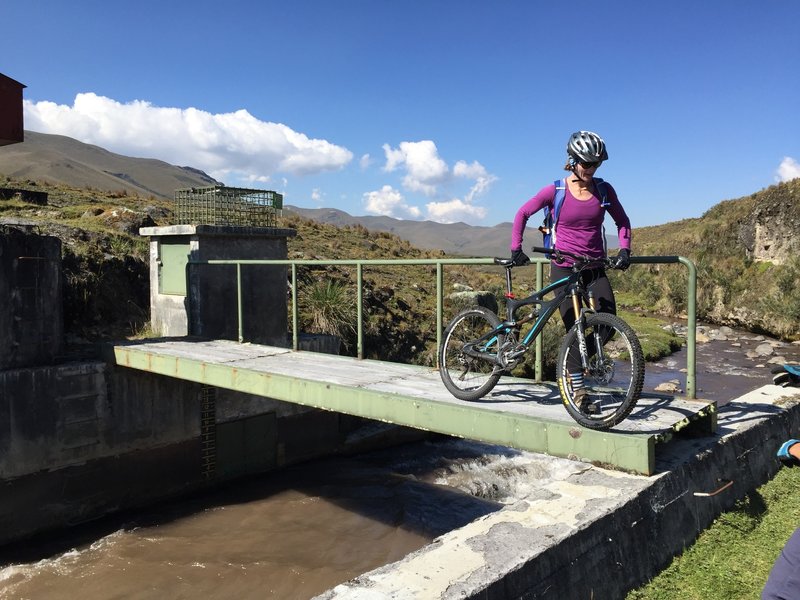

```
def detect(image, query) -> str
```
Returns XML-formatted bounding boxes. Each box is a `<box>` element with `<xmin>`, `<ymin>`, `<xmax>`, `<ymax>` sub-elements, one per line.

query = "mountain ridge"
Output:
<box><xmin>0</xmin><ymin>131</ymin><xmax>618</xmax><ymax>257</ymax></box>
<box><xmin>284</xmin><ymin>204</ymin><xmax>516</xmax><ymax>257</ymax></box>
<box><xmin>0</xmin><ymin>131</ymin><xmax>219</xmax><ymax>200</ymax></box>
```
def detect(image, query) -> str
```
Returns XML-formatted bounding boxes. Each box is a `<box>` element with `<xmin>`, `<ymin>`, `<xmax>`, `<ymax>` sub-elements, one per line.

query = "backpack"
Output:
<box><xmin>538</xmin><ymin>177</ymin><xmax>610</xmax><ymax>258</ymax></box>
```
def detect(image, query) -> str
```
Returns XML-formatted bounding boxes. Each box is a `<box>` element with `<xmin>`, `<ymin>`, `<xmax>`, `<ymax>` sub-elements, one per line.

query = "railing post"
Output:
<box><xmin>534</xmin><ymin>261</ymin><xmax>544</xmax><ymax>381</ymax></box>
<box><xmin>679</xmin><ymin>256</ymin><xmax>698</xmax><ymax>399</ymax></box>
<box><xmin>291</xmin><ymin>263</ymin><xmax>298</xmax><ymax>351</ymax></box>
<box><xmin>436</xmin><ymin>263</ymin><xmax>443</xmax><ymax>368</ymax></box>
<box><xmin>236</xmin><ymin>263</ymin><xmax>243</xmax><ymax>343</ymax></box>
<box><xmin>357</xmin><ymin>262</ymin><xmax>364</xmax><ymax>360</ymax></box>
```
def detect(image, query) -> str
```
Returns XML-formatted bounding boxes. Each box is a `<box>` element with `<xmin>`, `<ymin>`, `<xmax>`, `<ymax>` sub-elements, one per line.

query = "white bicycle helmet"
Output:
<box><xmin>567</xmin><ymin>131</ymin><xmax>608</xmax><ymax>163</ymax></box>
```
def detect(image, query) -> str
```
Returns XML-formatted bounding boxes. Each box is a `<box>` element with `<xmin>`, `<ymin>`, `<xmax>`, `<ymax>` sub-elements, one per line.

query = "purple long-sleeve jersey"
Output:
<box><xmin>510</xmin><ymin>180</ymin><xmax>631</xmax><ymax>262</ymax></box>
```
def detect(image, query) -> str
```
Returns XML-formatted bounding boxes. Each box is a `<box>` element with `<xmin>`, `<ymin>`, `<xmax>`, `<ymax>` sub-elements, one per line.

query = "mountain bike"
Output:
<box><xmin>439</xmin><ymin>246</ymin><xmax>644</xmax><ymax>430</ymax></box>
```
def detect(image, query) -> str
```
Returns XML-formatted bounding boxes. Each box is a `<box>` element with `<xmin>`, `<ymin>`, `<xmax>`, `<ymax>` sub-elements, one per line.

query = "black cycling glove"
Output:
<box><xmin>511</xmin><ymin>249</ymin><xmax>530</xmax><ymax>266</ymax></box>
<box><xmin>614</xmin><ymin>248</ymin><xmax>631</xmax><ymax>271</ymax></box>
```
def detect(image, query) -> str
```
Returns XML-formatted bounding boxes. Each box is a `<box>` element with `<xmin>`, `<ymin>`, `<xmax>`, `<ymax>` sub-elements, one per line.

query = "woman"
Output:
<box><xmin>509</xmin><ymin>130</ymin><xmax>632</xmax><ymax>326</ymax></box>
<box><xmin>509</xmin><ymin>130</ymin><xmax>632</xmax><ymax>403</ymax></box>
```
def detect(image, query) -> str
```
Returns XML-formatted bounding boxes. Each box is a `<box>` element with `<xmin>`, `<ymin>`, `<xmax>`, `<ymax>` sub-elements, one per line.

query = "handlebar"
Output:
<box><xmin>495</xmin><ymin>247</ymin><xmax>620</xmax><ymax>270</ymax></box>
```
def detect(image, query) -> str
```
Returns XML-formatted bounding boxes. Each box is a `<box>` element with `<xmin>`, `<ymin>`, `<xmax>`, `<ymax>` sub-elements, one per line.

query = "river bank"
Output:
<box><xmin>646</xmin><ymin>322</ymin><xmax>800</xmax><ymax>405</ymax></box>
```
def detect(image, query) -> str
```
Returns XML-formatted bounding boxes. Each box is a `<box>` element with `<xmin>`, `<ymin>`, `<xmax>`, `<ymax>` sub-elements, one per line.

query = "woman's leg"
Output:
<box><xmin>550</xmin><ymin>264</ymin><xmax>616</xmax><ymax>332</ymax></box>
<box><xmin>551</xmin><ymin>264</ymin><xmax>618</xmax><ymax>410</ymax></box>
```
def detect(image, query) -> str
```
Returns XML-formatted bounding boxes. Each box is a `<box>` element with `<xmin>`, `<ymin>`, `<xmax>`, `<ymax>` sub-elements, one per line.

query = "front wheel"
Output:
<box><xmin>556</xmin><ymin>312</ymin><xmax>644</xmax><ymax>430</ymax></box>
<box><xmin>439</xmin><ymin>306</ymin><xmax>504</xmax><ymax>401</ymax></box>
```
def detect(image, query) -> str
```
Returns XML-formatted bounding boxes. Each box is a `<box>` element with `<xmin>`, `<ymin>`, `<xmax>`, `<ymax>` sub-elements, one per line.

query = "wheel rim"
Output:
<box><xmin>442</xmin><ymin>312</ymin><xmax>500</xmax><ymax>395</ymax></box>
<box><xmin>559</xmin><ymin>315</ymin><xmax>642</xmax><ymax>426</ymax></box>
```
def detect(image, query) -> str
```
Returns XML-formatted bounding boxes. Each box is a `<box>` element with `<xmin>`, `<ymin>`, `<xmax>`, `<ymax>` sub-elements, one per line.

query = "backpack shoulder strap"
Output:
<box><xmin>593</xmin><ymin>177</ymin><xmax>610</xmax><ymax>207</ymax></box>
<box><xmin>553</xmin><ymin>178</ymin><xmax>567</xmax><ymax>221</ymax></box>
<box><xmin>550</xmin><ymin>179</ymin><xmax>567</xmax><ymax>247</ymax></box>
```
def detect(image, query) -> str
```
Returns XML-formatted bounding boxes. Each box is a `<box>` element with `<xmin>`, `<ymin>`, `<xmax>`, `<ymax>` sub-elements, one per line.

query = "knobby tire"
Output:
<box><xmin>439</xmin><ymin>306</ymin><xmax>504</xmax><ymax>401</ymax></box>
<box><xmin>556</xmin><ymin>312</ymin><xmax>644</xmax><ymax>430</ymax></box>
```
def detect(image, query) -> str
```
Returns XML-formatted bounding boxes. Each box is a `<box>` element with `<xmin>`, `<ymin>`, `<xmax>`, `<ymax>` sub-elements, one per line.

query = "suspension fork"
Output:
<box><xmin>571</xmin><ymin>289</ymin><xmax>600</xmax><ymax>371</ymax></box>
<box><xmin>584</xmin><ymin>291</ymin><xmax>607</xmax><ymax>363</ymax></box>
<box><xmin>569</xmin><ymin>288</ymin><xmax>588</xmax><ymax>370</ymax></box>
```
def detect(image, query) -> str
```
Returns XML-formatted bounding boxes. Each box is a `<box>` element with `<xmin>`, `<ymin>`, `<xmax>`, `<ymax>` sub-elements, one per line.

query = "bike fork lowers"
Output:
<box><xmin>571</xmin><ymin>289</ymin><xmax>595</xmax><ymax>372</ymax></box>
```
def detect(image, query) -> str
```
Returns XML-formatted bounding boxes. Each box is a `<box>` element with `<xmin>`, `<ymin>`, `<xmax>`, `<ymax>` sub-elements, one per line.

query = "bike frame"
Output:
<box><xmin>504</xmin><ymin>270</ymin><xmax>582</xmax><ymax>346</ymax></box>
<box><xmin>467</xmin><ymin>258</ymin><xmax>604</xmax><ymax>366</ymax></box>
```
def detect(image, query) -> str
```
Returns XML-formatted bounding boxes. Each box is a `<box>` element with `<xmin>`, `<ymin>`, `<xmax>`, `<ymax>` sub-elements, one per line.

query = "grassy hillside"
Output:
<box><xmin>0</xmin><ymin>175</ymin><xmax>679</xmax><ymax>378</ymax></box>
<box><xmin>613</xmin><ymin>178</ymin><xmax>800</xmax><ymax>340</ymax></box>
<box><xmin>0</xmin><ymin>131</ymin><xmax>219</xmax><ymax>199</ymax></box>
<box><xmin>0</xmin><ymin>176</ymin><xmax>468</xmax><ymax>365</ymax></box>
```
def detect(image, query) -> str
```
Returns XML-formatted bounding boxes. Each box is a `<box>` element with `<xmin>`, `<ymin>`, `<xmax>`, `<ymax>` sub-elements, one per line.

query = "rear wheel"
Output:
<box><xmin>556</xmin><ymin>312</ymin><xmax>644</xmax><ymax>429</ymax></box>
<box><xmin>439</xmin><ymin>307</ymin><xmax>504</xmax><ymax>401</ymax></box>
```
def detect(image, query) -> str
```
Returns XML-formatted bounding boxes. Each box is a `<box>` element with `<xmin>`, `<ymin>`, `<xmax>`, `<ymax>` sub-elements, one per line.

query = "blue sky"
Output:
<box><xmin>2</xmin><ymin>0</ymin><xmax>799</xmax><ymax>229</ymax></box>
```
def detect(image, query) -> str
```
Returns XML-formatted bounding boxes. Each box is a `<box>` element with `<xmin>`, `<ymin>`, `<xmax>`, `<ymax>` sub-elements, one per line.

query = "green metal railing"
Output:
<box><xmin>203</xmin><ymin>255</ymin><xmax>698</xmax><ymax>398</ymax></box>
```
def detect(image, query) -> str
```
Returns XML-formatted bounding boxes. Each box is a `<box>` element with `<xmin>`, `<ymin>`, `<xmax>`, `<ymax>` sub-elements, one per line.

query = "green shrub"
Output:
<box><xmin>299</xmin><ymin>279</ymin><xmax>356</xmax><ymax>340</ymax></box>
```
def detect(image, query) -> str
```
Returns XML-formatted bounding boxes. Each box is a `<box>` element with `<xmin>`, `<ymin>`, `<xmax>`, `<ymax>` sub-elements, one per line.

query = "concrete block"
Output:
<box><xmin>0</xmin><ymin>229</ymin><xmax>63</xmax><ymax>369</ymax></box>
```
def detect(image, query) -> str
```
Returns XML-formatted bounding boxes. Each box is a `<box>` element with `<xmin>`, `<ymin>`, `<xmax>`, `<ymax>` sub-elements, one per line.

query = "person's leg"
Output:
<box><xmin>551</xmin><ymin>265</ymin><xmax>617</xmax><ymax>413</ymax></box>
<box><xmin>586</xmin><ymin>268</ymin><xmax>616</xmax><ymax>315</ymax></box>
<box><xmin>550</xmin><ymin>264</ymin><xmax>588</xmax><ymax>403</ymax></box>
<box><xmin>763</xmin><ymin>527</ymin><xmax>800</xmax><ymax>599</ymax></box>
<box><xmin>551</xmin><ymin>265</ymin><xmax>616</xmax><ymax>331</ymax></box>
<box><xmin>550</xmin><ymin>263</ymin><xmax>576</xmax><ymax>331</ymax></box>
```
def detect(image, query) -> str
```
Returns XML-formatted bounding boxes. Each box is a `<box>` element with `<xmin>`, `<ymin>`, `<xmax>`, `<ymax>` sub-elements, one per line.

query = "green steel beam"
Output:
<box><xmin>114</xmin><ymin>344</ymin><xmax>658</xmax><ymax>474</ymax></box>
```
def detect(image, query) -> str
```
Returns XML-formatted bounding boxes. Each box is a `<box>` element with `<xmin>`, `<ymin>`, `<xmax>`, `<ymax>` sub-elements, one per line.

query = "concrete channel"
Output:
<box><xmin>315</xmin><ymin>385</ymin><xmax>800</xmax><ymax>599</ymax></box>
<box><xmin>5</xmin><ymin>225</ymin><xmax>799</xmax><ymax>598</ymax></box>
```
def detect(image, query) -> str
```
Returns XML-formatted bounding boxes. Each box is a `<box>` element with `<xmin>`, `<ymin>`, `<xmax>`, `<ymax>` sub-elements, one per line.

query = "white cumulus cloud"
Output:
<box><xmin>776</xmin><ymin>156</ymin><xmax>800</xmax><ymax>182</ymax></box>
<box><xmin>426</xmin><ymin>198</ymin><xmax>488</xmax><ymax>224</ymax></box>
<box><xmin>363</xmin><ymin>185</ymin><xmax>422</xmax><ymax>220</ymax></box>
<box><xmin>23</xmin><ymin>93</ymin><xmax>353</xmax><ymax>184</ymax></box>
<box><xmin>378</xmin><ymin>141</ymin><xmax>496</xmax><ymax>224</ymax></box>
<box><xmin>382</xmin><ymin>141</ymin><xmax>450</xmax><ymax>196</ymax></box>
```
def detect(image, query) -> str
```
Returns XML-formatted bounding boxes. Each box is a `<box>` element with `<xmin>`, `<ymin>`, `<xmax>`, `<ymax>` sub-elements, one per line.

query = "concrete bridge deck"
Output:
<box><xmin>113</xmin><ymin>338</ymin><xmax>716</xmax><ymax>476</ymax></box>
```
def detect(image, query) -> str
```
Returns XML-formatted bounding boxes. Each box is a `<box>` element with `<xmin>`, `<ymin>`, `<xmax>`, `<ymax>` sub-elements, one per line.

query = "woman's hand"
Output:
<box><xmin>511</xmin><ymin>249</ymin><xmax>530</xmax><ymax>266</ymax></box>
<box><xmin>613</xmin><ymin>248</ymin><xmax>631</xmax><ymax>271</ymax></box>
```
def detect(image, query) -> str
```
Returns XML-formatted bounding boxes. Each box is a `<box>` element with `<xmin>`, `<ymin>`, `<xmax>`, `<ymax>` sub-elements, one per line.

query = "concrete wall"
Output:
<box><xmin>142</xmin><ymin>225</ymin><xmax>296</xmax><ymax>346</ymax></box>
<box><xmin>0</xmin><ymin>225</ymin><xmax>425</xmax><ymax>546</ymax></box>
<box><xmin>0</xmin><ymin>227</ymin><xmax>63</xmax><ymax>369</ymax></box>
<box><xmin>0</xmin><ymin>357</ymin><xmax>422</xmax><ymax>546</ymax></box>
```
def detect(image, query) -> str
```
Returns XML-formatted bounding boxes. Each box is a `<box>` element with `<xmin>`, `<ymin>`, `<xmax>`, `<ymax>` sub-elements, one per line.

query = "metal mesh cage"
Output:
<box><xmin>174</xmin><ymin>185</ymin><xmax>283</xmax><ymax>227</ymax></box>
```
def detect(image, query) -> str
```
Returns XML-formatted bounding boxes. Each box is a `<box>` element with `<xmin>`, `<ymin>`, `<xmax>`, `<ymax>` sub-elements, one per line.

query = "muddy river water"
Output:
<box><xmin>2</xmin><ymin>325</ymin><xmax>798</xmax><ymax>599</ymax></box>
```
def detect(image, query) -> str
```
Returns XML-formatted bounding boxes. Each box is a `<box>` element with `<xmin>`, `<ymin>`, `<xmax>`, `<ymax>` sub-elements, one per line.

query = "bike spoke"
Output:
<box><xmin>439</xmin><ymin>307</ymin><xmax>504</xmax><ymax>401</ymax></box>
<box><xmin>557</xmin><ymin>313</ymin><xmax>644</xmax><ymax>429</ymax></box>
